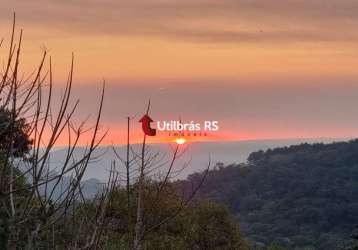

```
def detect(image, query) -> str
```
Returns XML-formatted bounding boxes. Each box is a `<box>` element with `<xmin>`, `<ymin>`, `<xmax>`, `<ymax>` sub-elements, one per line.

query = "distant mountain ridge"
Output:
<box><xmin>49</xmin><ymin>138</ymin><xmax>344</xmax><ymax>181</ymax></box>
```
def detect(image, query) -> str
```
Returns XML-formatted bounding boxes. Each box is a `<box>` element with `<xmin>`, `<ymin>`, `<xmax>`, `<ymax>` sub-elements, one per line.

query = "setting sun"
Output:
<box><xmin>175</xmin><ymin>138</ymin><xmax>186</xmax><ymax>145</ymax></box>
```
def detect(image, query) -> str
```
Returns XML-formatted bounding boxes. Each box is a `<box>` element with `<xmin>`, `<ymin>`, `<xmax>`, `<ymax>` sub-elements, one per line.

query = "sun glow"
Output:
<box><xmin>175</xmin><ymin>138</ymin><xmax>186</xmax><ymax>145</ymax></box>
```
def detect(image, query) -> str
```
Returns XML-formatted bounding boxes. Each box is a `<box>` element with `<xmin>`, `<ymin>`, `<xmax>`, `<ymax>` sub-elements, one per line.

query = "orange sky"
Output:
<box><xmin>1</xmin><ymin>0</ymin><xmax>358</xmax><ymax>145</ymax></box>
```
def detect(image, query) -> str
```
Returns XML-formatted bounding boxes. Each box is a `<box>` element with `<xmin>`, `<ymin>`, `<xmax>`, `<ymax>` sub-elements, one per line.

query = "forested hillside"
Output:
<box><xmin>179</xmin><ymin>140</ymin><xmax>358</xmax><ymax>249</ymax></box>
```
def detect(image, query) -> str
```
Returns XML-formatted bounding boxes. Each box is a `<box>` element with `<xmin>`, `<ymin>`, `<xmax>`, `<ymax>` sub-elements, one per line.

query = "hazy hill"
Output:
<box><xmin>48</xmin><ymin>138</ymin><xmax>341</xmax><ymax>181</ymax></box>
<box><xmin>179</xmin><ymin>139</ymin><xmax>358</xmax><ymax>249</ymax></box>
<box><xmin>26</xmin><ymin>138</ymin><xmax>340</xmax><ymax>200</ymax></box>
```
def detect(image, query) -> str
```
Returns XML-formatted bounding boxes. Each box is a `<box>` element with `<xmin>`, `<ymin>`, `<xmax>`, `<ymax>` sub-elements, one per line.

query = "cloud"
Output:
<box><xmin>57</xmin><ymin>79</ymin><xmax>358</xmax><ymax>144</ymax></box>
<box><xmin>1</xmin><ymin>0</ymin><xmax>358</xmax><ymax>44</ymax></box>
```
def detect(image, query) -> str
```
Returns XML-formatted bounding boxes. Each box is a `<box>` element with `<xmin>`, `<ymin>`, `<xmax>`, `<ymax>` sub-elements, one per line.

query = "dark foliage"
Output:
<box><xmin>179</xmin><ymin>140</ymin><xmax>358</xmax><ymax>249</ymax></box>
<box><xmin>0</xmin><ymin>108</ymin><xmax>32</xmax><ymax>158</ymax></box>
<box><xmin>56</xmin><ymin>182</ymin><xmax>249</xmax><ymax>250</ymax></box>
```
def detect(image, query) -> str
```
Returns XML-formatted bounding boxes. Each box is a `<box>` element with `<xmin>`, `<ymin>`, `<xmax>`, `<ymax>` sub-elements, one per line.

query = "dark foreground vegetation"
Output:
<box><xmin>180</xmin><ymin>140</ymin><xmax>358</xmax><ymax>249</ymax></box>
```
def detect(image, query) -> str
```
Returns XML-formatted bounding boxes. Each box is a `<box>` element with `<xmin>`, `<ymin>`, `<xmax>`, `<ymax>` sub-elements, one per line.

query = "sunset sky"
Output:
<box><xmin>1</xmin><ymin>0</ymin><xmax>358</xmax><ymax>145</ymax></box>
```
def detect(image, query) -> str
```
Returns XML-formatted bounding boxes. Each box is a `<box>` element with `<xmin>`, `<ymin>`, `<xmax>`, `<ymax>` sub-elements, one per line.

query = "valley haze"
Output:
<box><xmin>49</xmin><ymin>138</ymin><xmax>346</xmax><ymax>182</ymax></box>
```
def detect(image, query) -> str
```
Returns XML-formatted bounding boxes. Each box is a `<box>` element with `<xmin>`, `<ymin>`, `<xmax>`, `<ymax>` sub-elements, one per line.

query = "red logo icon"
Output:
<box><xmin>139</xmin><ymin>114</ymin><xmax>156</xmax><ymax>136</ymax></box>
